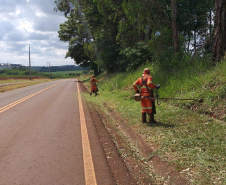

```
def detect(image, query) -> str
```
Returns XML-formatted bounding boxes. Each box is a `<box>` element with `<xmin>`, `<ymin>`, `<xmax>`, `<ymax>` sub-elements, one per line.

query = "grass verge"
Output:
<box><xmin>79</xmin><ymin>60</ymin><xmax>225</xmax><ymax>184</ymax></box>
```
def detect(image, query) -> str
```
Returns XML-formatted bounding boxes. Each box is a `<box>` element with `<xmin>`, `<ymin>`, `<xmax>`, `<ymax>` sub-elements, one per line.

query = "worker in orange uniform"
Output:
<box><xmin>133</xmin><ymin>68</ymin><xmax>160</xmax><ymax>123</ymax></box>
<box><xmin>90</xmin><ymin>75</ymin><xmax>99</xmax><ymax>96</ymax></box>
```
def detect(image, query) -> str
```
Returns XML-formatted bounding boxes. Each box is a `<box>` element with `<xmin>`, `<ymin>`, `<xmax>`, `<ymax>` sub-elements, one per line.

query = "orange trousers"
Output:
<box><xmin>91</xmin><ymin>85</ymin><xmax>97</xmax><ymax>92</ymax></box>
<box><xmin>141</xmin><ymin>99</ymin><xmax>152</xmax><ymax>114</ymax></box>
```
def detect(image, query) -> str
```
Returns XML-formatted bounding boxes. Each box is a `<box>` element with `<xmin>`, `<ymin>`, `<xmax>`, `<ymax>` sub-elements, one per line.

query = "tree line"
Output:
<box><xmin>54</xmin><ymin>0</ymin><xmax>226</xmax><ymax>74</ymax></box>
<box><xmin>0</xmin><ymin>66</ymin><xmax>39</xmax><ymax>76</ymax></box>
<box><xmin>31</xmin><ymin>65</ymin><xmax>87</xmax><ymax>72</ymax></box>
<box><xmin>0</xmin><ymin>65</ymin><xmax>87</xmax><ymax>78</ymax></box>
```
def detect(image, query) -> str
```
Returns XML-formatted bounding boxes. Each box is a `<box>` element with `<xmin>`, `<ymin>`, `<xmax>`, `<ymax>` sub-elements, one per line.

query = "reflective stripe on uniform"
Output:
<box><xmin>133</xmin><ymin>83</ymin><xmax>140</xmax><ymax>88</ymax></box>
<box><xmin>142</xmin><ymin>107</ymin><xmax>152</xmax><ymax>110</ymax></box>
<box><xmin>147</xmin><ymin>81</ymin><xmax>153</xmax><ymax>84</ymax></box>
<box><xmin>141</xmin><ymin>86</ymin><xmax>152</xmax><ymax>90</ymax></box>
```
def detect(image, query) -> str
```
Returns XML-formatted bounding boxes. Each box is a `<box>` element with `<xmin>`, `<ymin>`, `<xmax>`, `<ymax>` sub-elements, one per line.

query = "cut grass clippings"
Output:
<box><xmin>83</xmin><ymin>87</ymin><xmax>225</xmax><ymax>184</ymax></box>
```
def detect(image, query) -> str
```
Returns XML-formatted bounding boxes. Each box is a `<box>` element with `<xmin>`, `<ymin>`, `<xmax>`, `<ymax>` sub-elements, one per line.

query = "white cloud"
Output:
<box><xmin>35</xmin><ymin>10</ymin><xmax>47</xmax><ymax>18</ymax></box>
<box><xmin>0</xmin><ymin>0</ymin><xmax>75</xmax><ymax>66</ymax></box>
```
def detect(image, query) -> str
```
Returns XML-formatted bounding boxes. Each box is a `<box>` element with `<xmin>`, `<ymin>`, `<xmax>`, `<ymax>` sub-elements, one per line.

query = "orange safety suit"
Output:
<box><xmin>90</xmin><ymin>77</ymin><xmax>99</xmax><ymax>92</ymax></box>
<box><xmin>133</xmin><ymin>74</ymin><xmax>156</xmax><ymax>114</ymax></box>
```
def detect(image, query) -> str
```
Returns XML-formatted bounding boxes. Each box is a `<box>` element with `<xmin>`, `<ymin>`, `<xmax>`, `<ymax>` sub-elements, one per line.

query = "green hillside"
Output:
<box><xmin>80</xmin><ymin>59</ymin><xmax>225</xmax><ymax>184</ymax></box>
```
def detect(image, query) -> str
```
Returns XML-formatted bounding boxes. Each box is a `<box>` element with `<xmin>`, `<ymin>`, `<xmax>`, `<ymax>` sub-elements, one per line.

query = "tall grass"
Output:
<box><xmin>98</xmin><ymin>57</ymin><xmax>225</xmax><ymax>112</ymax></box>
<box><xmin>81</xmin><ymin>57</ymin><xmax>226</xmax><ymax>184</ymax></box>
<box><xmin>94</xmin><ymin>57</ymin><xmax>225</xmax><ymax>121</ymax></box>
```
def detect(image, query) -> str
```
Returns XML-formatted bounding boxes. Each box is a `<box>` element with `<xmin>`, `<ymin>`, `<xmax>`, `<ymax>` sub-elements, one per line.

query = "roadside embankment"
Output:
<box><xmin>79</xmin><ymin>60</ymin><xmax>225</xmax><ymax>184</ymax></box>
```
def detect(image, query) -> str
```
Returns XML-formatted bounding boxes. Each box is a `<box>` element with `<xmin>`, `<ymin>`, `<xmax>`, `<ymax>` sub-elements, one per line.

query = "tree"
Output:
<box><xmin>212</xmin><ymin>0</ymin><xmax>226</xmax><ymax>63</ymax></box>
<box><xmin>54</xmin><ymin>0</ymin><xmax>74</xmax><ymax>16</ymax></box>
<box><xmin>176</xmin><ymin>0</ymin><xmax>214</xmax><ymax>55</ymax></box>
<box><xmin>58</xmin><ymin>10</ymin><xmax>90</xmax><ymax>67</ymax></box>
<box><xmin>54</xmin><ymin>0</ymin><xmax>217</xmax><ymax>73</ymax></box>
<box><xmin>171</xmin><ymin>0</ymin><xmax>179</xmax><ymax>53</ymax></box>
<box><xmin>55</xmin><ymin>0</ymin><xmax>100</xmax><ymax>74</ymax></box>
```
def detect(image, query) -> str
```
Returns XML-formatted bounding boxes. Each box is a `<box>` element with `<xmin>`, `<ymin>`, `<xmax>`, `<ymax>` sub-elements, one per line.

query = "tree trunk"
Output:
<box><xmin>187</xmin><ymin>33</ymin><xmax>191</xmax><ymax>52</ymax></box>
<box><xmin>194</xmin><ymin>30</ymin><xmax>197</xmax><ymax>53</ymax></box>
<box><xmin>209</xmin><ymin>10</ymin><xmax>212</xmax><ymax>44</ymax></box>
<box><xmin>139</xmin><ymin>30</ymin><xmax>145</xmax><ymax>41</ymax></box>
<box><xmin>212</xmin><ymin>0</ymin><xmax>226</xmax><ymax>63</ymax></box>
<box><xmin>171</xmin><ymin>0</ymin><xmax>179</xmax><ymax>53</ymax></box>
<box><xmin>147</xmin><ymin>27</ymin><xmax>153</xmax><ymax>40</ymax></box>
<box><xmin>93</xmin><ymin>63</ymin><xmax>99</xmax><ymax>76</ymax></box>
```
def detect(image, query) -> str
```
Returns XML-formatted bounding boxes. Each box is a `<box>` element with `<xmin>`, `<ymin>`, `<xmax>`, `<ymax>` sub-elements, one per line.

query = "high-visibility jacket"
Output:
<box><xmin>90</xmin><ymin>78</ymin><xmax>98</xmax><ymax>92</ymax></box>
<box><xmin>133</xmin><ymin>74</ymin><xmax>156</xmax><ymax>98</ymax></box>
<box><xmin>133</xmin><ymin>74</ymin><xmax>156</xmax><ymax>113</ymax></box>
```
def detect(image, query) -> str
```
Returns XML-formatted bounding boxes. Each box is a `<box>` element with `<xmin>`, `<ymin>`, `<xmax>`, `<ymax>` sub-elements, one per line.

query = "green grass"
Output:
<box><xmin>80</xmin><ymin>59</ymin><xmax>226</xmax><ymax>184</ymax></box>
<box><xmin>42</xmin><ymin>70</ymin><xmax>84</xmax><ymax>78</ymax></box>
<box><xmin>0</xmin><ymin>78</ymin><xmax>54</xmax><ymax>93</ymax></box>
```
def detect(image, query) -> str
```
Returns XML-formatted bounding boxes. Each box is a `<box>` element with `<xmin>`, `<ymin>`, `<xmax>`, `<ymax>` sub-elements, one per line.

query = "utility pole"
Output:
<box><xmin>29</xmin><ymin>45</ymin><xmax>32</xmax><ymax>80</ymax></box>
<box><xmin>48</xmin><ymin>61</ymin><xmax>50</xmax><ymax>78</ymax></box>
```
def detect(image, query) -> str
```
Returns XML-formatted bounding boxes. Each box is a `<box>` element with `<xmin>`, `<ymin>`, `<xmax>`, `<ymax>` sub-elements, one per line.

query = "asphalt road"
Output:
<box><xmin>0</xmin><ymin>79</ymin><xmax>117</xmax><ymax>185</ymax></box>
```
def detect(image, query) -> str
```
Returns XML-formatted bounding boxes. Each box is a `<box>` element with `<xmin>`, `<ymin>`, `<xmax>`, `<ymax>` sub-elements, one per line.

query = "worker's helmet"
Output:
<box><xmin>143</xmin><ymin>68</ymin><xmax>150</xmax><ymax>74</ymax></box>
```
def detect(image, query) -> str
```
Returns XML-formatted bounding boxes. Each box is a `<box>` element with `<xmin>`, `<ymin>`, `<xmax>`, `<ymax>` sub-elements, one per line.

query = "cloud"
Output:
<box><xmin>33</xmin><ymin>14</ymin><xmax>65</xmax><ymax>32</ymax></box>
<box><xmin>0</xmin><ymin>0</ymin><xmax>75</xmax><ymax>66</ymax></box>
<box><xmin>0</xmin><ymin>21</ymin><xmax>14</xmax><ymax>39</ymax></box>
<box><xmin>27</xmin><ymin>32</ymin><xmax>50</xmax><ymax>41</ymax></box>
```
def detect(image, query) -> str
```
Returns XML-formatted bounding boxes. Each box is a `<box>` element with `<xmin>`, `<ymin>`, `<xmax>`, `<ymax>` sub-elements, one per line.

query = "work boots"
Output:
<box><xmin>90</xmin><ymin>91</ymin><xmax>98</xmax><ymax>96</ymax></box>
<box><xmin>142</xmin><ymin>113</ymin><xmax>146</xmax><ymax>123</ymax></box>
<box><xmin>149</xmin><ymin>113</ymin><xmax>156</xmax><ymax>123</ymax></box>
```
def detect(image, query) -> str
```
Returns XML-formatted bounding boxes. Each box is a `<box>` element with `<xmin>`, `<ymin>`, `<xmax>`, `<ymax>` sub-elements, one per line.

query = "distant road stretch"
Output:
<box><xmin>0</xmin><ymin>79</ymin><xmax>115</xmax><ymax>185</ymax></box>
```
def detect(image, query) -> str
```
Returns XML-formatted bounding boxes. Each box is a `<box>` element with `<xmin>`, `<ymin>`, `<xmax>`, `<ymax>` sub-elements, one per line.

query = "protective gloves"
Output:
<box><xmin>156</xmin><ymin>84</ymin><xmax>160</xmax><ymax>89</ymax></box>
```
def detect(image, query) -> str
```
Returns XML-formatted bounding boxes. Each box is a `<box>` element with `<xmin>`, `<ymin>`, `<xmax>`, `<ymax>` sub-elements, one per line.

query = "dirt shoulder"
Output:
<box><xmin>79</xmin><ymin>81</ymin><xmax>137</xmax><ymax>184</ymax></box>
<box><xmin>79</xmin><ymin>81</ymin><xmax>189</xmax><ymax>185</ymax></box>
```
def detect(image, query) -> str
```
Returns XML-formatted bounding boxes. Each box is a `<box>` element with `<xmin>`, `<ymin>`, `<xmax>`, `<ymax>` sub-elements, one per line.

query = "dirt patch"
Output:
<box><xmin>88</xmin><ymin>103</ymin><xmax>139</xmax><ymax>184</ymax></box>
<box><xmin>79</xmin><ymin>81</ymin><xmax>138</xmax><ymax>184</ymax></box>
<box><xmin>79</xmin><ymin>81</ymin><xmax>189</xmax><ymax>184</ymax></box>
<box><xmin>182</xmin><ymin>101</ymin><xmax>226</xmax><ymax>122</ymax></box>
<box><xmin>104</xmin><ymin>105</ymin><xmax>189</xmax><ymax>185</ymax></box>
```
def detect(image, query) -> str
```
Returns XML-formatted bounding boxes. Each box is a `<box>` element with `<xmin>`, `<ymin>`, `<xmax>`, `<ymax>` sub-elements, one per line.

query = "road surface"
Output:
<box><xmin>0</xmin><ymin>79</ymin><xmax>132</xmax><ymax>185</ymax></box>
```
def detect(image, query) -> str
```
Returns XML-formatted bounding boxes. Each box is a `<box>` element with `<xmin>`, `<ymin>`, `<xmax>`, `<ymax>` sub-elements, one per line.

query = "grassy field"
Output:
<box><xmin>79</xmin><ymin>60</ymin><xmax>226</xmax><ymax>184</ymax></box>
<box><xmin>42</xmin><ymin>70</ymin><xmax>84</xmax><ymax>78</ymax></box>
<box><xmin>0</xmin><ymin>78</ymin><xmax>54</xmax><ymax>93</ymax></box>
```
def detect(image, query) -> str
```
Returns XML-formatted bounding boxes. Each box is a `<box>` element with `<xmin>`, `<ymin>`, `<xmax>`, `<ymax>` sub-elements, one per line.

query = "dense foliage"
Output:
<box><xmin>55</xmin><ymin>0</ymin><xmax>226</xmax><ymax>73</ymax></box>
<box><xmin>0</xmin><ymin>65</ymin><xmax>87</xmax><ymax>79</ymax></box>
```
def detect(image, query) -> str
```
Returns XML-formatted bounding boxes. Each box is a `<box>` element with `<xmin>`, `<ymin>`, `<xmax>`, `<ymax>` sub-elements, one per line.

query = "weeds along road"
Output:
<box><xmin>0</xmin><ymin>79</ymin><xmax>134</xmax><ymax>185</ymax></box>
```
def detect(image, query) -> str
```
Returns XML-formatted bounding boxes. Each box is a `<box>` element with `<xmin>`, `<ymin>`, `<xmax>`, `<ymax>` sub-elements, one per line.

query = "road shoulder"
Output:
<box><xmin>79</xmin><ymin>80</ymin><xmax>189</xmax><ymax>185</ymax></box>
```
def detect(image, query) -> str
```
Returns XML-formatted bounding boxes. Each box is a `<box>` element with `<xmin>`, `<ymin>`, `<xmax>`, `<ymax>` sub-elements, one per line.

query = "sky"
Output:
<box><xmin>0</xmin><ymin>0</ymin><xmax>75</xmax><ymax>66</ymax></box>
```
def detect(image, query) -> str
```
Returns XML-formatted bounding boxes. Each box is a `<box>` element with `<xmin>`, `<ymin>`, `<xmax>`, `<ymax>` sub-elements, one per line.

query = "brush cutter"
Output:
<box><xmin>134</xmin><ymin>93</ymin><xmax>203</xmax><ymax>104</ymax></box>
<box><xmin>97</xmin><ymin>86</ymin><xmax>104</xmax><ymax>91</ymax></box>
